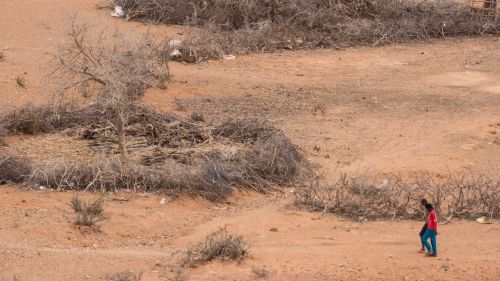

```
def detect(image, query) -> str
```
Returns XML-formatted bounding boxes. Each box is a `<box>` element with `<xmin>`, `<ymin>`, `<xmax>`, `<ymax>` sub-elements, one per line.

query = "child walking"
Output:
<box><xmin>422</xmin><ymin>203</ymin><xmax>438</xmax><ymax>257</ymax></box>
<box><xmin>418</xmin><ymin>199</ymin><xmax>429</xmax><ymax>253</ymax></box>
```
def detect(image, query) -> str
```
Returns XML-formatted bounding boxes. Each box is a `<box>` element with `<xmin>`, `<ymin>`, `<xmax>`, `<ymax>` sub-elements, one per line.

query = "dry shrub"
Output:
<box><xmin>182</xmin><ymin>227</ymin><xmax>249</xmax><ymax>267</ymax></box>
<box><xmin>70</xmin><ymin>195</ymin><xmax>105</xmax><ymax>227</ymax></box>
<box><xmin>108</xmin><ymin>271</ymin><xmax>142</xmax><ymax>281</ymax></box>
<box><xmin>117</xmin><ymin>0</ymin><xmax>500</xmax><ymax>61</ymax></box>
<box><xmin>0</xmin><ymin>150</ymin><xmax>32</xmax><ymax>184</ymax></box>
<box><xmin>50</xmin><ymin>14</ymin><xmax>169</xmax><ymax>101</ymax></box>
<box><xmin>252</xmin><ymin>267</ymin><xmax>269</xmax><ymax>278</ymax></box>
<box><xmin>15</xmin><ymin>77</ymin><xmax>26</xmax><ymax>88</ymax></box>
<box><xmin>296</xmin><ymin>173</ymin><xmax>500</xmax><ymax>221</ymax></box>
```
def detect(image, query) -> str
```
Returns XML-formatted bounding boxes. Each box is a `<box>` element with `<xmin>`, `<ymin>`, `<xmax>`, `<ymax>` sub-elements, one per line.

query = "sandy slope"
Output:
<box><xmin>0</xmin><ymin>1</ymin><xmax>499</xmax><ymax>280</ymax></box>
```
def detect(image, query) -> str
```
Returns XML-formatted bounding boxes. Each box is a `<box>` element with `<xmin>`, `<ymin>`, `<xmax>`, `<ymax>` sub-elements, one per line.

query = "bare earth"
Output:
<box><xmin>1</xmin><ymin>1</ymin><xmax>499</xmax><ymax>280</ymax></box>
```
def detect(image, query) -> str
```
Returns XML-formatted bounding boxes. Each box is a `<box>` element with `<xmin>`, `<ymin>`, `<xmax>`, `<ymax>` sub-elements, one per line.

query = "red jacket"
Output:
<box><xmin>428</xmin><ymin>210</ymin><xmax>438</xmax><ymax>230</ymax></box>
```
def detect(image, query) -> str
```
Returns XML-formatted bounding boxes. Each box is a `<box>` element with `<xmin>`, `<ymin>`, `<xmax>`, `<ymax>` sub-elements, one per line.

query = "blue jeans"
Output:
<box><xmin>422</xmin><ymin>229</ymin><xmax>437</xmax><ymax>256</ymax></box>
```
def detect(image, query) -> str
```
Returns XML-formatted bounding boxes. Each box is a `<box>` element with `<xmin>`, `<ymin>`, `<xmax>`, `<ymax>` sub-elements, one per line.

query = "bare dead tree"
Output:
<box><xmin>48</xmin><ymin>14</ymin><xmax>170</xmax><ymax>162</ymax></box>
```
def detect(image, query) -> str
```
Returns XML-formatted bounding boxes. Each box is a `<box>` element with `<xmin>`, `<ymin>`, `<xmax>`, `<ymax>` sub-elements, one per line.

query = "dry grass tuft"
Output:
<box><xmin>252</xmin><ymin>266</ymin><xmax>270</xmax><ymax>278</ymax></box>
<box><xmin>182</xmin><ymin>227</ymin><xmax>249</xmax><ymax>267</ymax></box>
<box><xmin>15</xmin><ymin>77</ymin><xmax>26</xmax><ymax>88</ymax></box>
<box><xmin>108</xmin><ymin>271</ymin><xmax>142</xmax><ymax>281</ymax></box>
<box><xmin>295</xmin><ymin>172</ymin><xmax>500</xmax><ymax>221</ymax></box>
<box><xmin>70</xmin><ymin>195</ymin><xmax>106</xmax><ymax>228</ymax></box>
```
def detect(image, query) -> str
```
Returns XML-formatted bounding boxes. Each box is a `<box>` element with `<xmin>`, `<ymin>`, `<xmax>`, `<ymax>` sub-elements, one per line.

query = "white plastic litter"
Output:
<box><xmin>222</xmin><ymin>54</ymin><xmax>236</xmax><ymax>60</ymax></box>
<box><xmin>160</xmin><ymin>198</ymin><xmax>167</xmax><ymax>205</ymax></box>
<box><xmin>170</xmin><ymin>49</ymin><xmax>182</xmax><ymax>58</ymax></box>
<box><xmin>111</xmin><ymin>6</ymin><xmax>125</xmax><ymax>18</ymax></box>
<box><xmin>476</xmin><ymin>216</ymin><xmax>493</xmax><ymax>224</ymax></box>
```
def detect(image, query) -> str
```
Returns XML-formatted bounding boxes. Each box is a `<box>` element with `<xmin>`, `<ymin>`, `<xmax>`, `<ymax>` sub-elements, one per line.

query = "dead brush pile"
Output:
<box><xmin>295</xmin><ymin>173</ymin><xmax>500</xmax><ymax>221</ymax></box>
<box><xmin>0</xmin><ymin>104</ymin><xmax>309</xmax><ymax>200</ymax></box>
<box><xmin>182</xmin><ymin>227</ymin><xmax>249</xmax><ymax>267</ymax></box>
<box><xmin>0</xmin><ymin>149</ymin><xmax>32</xmax><ymax>184</ymax></box>
<box><xmin>116</xmin><ymin>0</ymin><xmax>500</xmax><ymax>61</ymax></box>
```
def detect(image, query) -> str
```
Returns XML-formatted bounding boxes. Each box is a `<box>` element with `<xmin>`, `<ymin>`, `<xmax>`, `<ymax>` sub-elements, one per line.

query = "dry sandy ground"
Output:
<box><xmin>1</xmin><ymin>1</ymin><xmax>499</xmax><ymax>280</ymax></box>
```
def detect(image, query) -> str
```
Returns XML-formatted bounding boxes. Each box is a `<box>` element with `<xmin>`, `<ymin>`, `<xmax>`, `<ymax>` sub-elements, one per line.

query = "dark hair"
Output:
<box><xmin>425</xmin><ymin>203</ymin><xmax>434</xmax><ymax>211</ymax></box>
<box><xmin>421</xmin><ymin>199</ymin><xmax>428</xmax><ymax>206</ymax></box>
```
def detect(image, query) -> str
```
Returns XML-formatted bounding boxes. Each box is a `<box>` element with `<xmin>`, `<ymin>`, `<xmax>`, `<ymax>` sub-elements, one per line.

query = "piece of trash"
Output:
<box><xmin>476</xmin><ymin>216</ymin><xmax>493</xmax><ymax>224</ymax></box>
<box><xmin>159</xmin><ymin>198</ymin><xmax>167</xmax><ymax>205</ymax></box>
<box><xmin>222</xmin><ymin>54</ymin><xmax>236</xmax><ymax>60</ymax></box>
<box><xmin>168</xmin><ymin>39</ymin><xmax>183</xmax><ymax>47</ymax></box>
<box><xmin>170</xmin><ymin>49</ymin><xmax>182</xmax><ymax>58</ymax></box>
<box><xmin>112</xmin><ymin>197</ymin><xmax>129</xmax><ymax>202</ymax></box>
<box><xmin>111</xmin><ymin>6</ymin><xmax>125</xmax><ymax>17</ymax></box>
<box><xmin>39</xmin><ymin>185</ymin><xmax>47</xmax><ymax>190</ymax></box>
<box><xmin>464</xmin><ymin>64</ymin><xmax>470</xmax><ymax>69</ymax></box>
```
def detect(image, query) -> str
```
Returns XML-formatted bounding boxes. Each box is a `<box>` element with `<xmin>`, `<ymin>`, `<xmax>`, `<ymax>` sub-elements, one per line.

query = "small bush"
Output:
<box><xmin>16</xmin><ymin>77</ymin><xmax>26</xmax><ymax>88</ymax></box>
<box><xmin>252</xmin><ymin>267</ymin><xmax>269</xmax><ymax>278</ymax></box>
<box><xmin>70</xmin><ymin>195</ymin><xmax>105</xmax><ymax>228</ymax></box>
<box><xmin>108</xmin><ymin>271</ymin><xmax>142</xmax><ymax>281</ymax></box>
<box><xmin>182</xmin><ymin>227</ymin><xmax>249</xmax><ymax>267</ymax></box>
<box><xmin>295</xmin><ymin>173</ymin><xmax>500</xmax><ymax>220</ymax></box>
<box><xmin>0</xmin><ymin>150</ymin><xmax>32</xmax><ymax>184</ymax></box>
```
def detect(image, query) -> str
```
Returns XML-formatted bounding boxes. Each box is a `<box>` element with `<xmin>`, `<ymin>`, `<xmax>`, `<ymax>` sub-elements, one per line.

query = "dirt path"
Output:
<box><xmin>0</xmin><ymin>1</ymin><xmax>499</xmax><ymax>280</ymax></box>
<box><xmin>0</xmin><ymin>187</ymin><xmax>499</xmax><ymax>281</ymax></box>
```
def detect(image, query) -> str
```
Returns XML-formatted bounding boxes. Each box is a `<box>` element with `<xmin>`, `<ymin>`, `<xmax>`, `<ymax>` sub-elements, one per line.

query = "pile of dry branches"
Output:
<box><xmin>0</xmin><ymin>103</ymin><xmax>309</xmax><ymax>200</ymax></box>
<box><xmin>0</xmin><ymin>149</ymin><xmax>32</xmax><ymax>184</ymax></box>
<box><xmin>296</xmin><ymin>173</ymin><xmax>500</xmax><ymax>221</ymax></box>
<box><xmin>116</xmin><ymin>0</ymin><xmax>500</xmax><ymax>61</ymax></box>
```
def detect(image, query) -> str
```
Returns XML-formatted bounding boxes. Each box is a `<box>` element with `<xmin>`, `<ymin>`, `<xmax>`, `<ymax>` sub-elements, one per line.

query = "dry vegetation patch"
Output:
<box><xmin>0</xmin><ymin>103</ymin><xmax>310</xmax><ymax>200</ymax></box>
<box><xmin>116</xmin><ymin>0</ymin><xmax>500</xmax><ymax>61</ymax></box>
<box><xmin>0</xmin><ymin>149</ymin><xmax>32</xmax><ymax>184</ymax></box>
<box><xmin>296</xmin><ymin>173</ymin><xmax>500</xmax><ymax>221</ymax></box>
<box><xmin>107</xmin><ymin>271</ymin><xmax>142</xmax><ymax>281</ymax></box>
<box><xmin>182</xmin><ymin>227</ymin><xmax>249</xmax><ymax>267</ymax></box>
<box><xmin>70</xmin><ymin>195</ymin><xmax>106</xmax><ymax>228</ymax></box>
